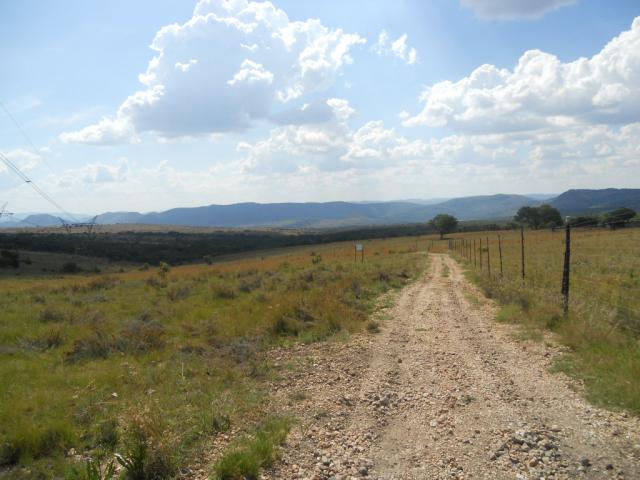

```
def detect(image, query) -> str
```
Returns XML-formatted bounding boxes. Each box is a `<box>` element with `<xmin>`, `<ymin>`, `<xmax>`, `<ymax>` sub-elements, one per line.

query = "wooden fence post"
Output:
<box><xmin>486</xmin><ymin>236</ymin><xmax>491</xmax><ymax>277</ymax></box>
<box><xmin>498</xmin><ymin>234</ymin><xmax>503</xmax><ymax>276</ymax></box>
<box><xmin>561</xmin><ymin>223</ymin><xmax>571</xmax><ymax>316</ymax></box>
<box><xmin>479</xmin><ymin>237</ymin><xmax>483</xmax><ymax>271</ymax></box>
<box><xmin>473</xmin><ymin>239</ymin><xmax>476</xmax><ymax>268</ymax></box>
<box><xmin>520</xmin><ymin>226</ymin><xmax>525</xmax><ymax>284</ymax></box>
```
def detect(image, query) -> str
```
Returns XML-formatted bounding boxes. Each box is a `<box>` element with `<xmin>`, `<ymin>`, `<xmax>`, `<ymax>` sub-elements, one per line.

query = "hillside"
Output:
<box><xmin>4</xmin><ymin>189</ymin><xmax>639</xmax><ymax>229</ymax></box>
<box><xmin>550</xmin><ymin>188</ymin><xmax>640</xmax><ymax>214</ymax></box>
<box><xmin>90</xmin><ymin>195</ymin><xmax>537</xmax><ymax>228</ymax></box>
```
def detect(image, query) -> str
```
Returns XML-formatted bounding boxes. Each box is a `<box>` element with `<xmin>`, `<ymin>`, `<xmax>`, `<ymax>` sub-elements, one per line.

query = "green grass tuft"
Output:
<box><xmin>213</xmin><ymin>417</ymin><xmax>292</xmax><ymax>480</ymax></box>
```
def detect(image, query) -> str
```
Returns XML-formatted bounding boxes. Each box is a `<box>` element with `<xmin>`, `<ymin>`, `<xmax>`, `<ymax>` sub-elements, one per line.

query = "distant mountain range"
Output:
<box><xmin>1</xmin><ymin>188</ymin><xmax>638</xmax><ymax>230</ymax></box>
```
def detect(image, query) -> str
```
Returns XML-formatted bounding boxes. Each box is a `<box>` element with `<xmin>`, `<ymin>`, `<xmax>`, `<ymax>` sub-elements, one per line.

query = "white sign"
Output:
<box><xmin>355</xmin><ymin>243</ymin><xmax>364</xmax><ymax>252</ymax></box>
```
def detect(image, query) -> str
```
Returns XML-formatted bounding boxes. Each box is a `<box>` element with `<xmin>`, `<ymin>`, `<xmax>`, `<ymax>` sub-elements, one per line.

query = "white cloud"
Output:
<box><xmin>1</xmin><ymin>148</ymin><xmax>42</xmax><ymax>172</ymax></box>
<box><xmin>61</xmin><ymin>0</ymin><xmax>365</xmax><ymax>144</ymax></box>
<box><xmin>59</xmin><ymin>116</ymin><xmax>137</xmax><ymax>145</ymax></box>
<box><xmin>404</xmin><ymin>17</ymin><xmax>640</xmax><ymax>133</ymax></box>
<box><xmin>373</xmin><ymin>30</ymin><xmax>418</xmax><ymax>65</ymax></box>
<box><xmin>238</xmin><ymin>98</ymin><xmax>428</xmax><ymax>173</ymax></box>
<box><xmin>460</xmin><ymin>0</ymin><xmax>576</xmax><ymax>20</ymax></box>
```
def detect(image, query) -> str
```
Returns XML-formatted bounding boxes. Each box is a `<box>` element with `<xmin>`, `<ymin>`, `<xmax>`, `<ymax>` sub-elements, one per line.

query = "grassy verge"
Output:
<box><xmin>443</xmin><ymin>227</ymin><xmax>640</xmax><ymax>415</ymax></box>
<box><xmin>213</xmin><ymin>417</ymin><xmax>292</xmax><ymax>480</ymax></box>
<box><xmin>0</xmin><ymin>236</ymin><xmax>426</xmax><ymax>478</ymax></box>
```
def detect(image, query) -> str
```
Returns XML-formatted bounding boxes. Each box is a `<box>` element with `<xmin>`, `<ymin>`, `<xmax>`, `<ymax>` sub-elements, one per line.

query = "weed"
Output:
<box><xmin>213</xmin><ymin>417</ymin><xmax>291</xmax><ymax>480</ymax></box>
<box><xmin>117</xmin><ymin>411</ymin><xmax>176</xmax><ymax>480</ymax></box>
<box><xmin>166</xmin><ymin>284</ymin><xmax>191</xmax><ymax>301</ymax></box>
<box><xmin>366</xmin><ymin>320</ymin><xmax>381</xmax><ymax>333</ymax></box>
<box><xmin>39</xmin><ymin>307</ymin><xmax>66</xmax><ymax>323</ymax></box>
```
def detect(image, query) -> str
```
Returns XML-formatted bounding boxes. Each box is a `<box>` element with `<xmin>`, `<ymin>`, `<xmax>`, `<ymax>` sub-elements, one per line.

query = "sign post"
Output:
<box><xmin>355</xmin><ymin>243</ymin><xmax>364</xmax><ymax>263</ymax></box>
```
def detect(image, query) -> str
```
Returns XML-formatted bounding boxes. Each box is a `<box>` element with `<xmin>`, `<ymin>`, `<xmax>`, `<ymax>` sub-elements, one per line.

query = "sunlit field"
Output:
<box><xmin>0</xmin><ymin>236</ymin><xmax>427</xmax><ymax>479</ymax></box>
<box><xmin>441</xmin><ymin>227</ymin><xmax>640</xmax><ymax>413</ymax></box>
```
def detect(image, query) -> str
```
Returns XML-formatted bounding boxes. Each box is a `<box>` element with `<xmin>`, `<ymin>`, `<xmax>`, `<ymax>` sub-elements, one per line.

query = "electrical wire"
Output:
<box><xmin>0</xmin><ymin>150</ymin><xmax>77</xmax><ymax>222</ymax></box>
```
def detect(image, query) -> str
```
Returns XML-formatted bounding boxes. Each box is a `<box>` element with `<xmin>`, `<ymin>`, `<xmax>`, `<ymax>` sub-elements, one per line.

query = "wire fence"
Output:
<box><xmin>433</xmin><ymin>225</ymin><xmax>640</xmax><ymax>336</ymax></box>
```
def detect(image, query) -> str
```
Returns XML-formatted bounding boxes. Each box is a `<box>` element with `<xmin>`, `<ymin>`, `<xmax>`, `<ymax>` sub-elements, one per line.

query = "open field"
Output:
<box><xmin>443</xmin><ymin>226</ymin><xmax>640</xmax><ymax>413</ymax></box>
<box><xmin>0</xmin><ymin>235</ymin><xmax>426</xmax><ymax>479</ymax></box>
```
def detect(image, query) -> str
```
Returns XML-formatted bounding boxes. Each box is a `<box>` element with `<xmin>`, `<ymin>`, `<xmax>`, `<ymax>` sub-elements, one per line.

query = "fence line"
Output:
<box><xmin>444</xmin><ymin>225</ymin><xmax>640</xmax><ymax>335</ymax></box>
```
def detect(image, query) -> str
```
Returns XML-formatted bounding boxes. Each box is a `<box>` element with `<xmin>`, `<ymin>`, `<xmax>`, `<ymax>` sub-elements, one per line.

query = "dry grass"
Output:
<box><xmin>0</xmin><ymin>235</ymin><xmax>428</xmax><ymax>478</ymax></box>
<box><xmin>443</xmin><ymin>227</ymin><xmax>640</xmax><ymax>414</ymax></box>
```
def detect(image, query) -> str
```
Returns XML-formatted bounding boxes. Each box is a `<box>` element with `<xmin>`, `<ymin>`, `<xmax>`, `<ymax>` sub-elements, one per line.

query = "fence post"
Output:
<box><xmin>473</xmin><ymin>239</ymin><xmax>476</xmax><ymax>268</ymax></box>
<box><xmin>520</xmin><ymin>226</ymin><xmax>525</xmax><ymax>284</ymax></box>
<box><xmin>561</xmin><ymin>223</ymin><xmax>571</xmax><ymax>317</ymax></box>
<box><xmin>479</xmin><ymin>237</ymin><xmax>483</xmax><ymax>271</ymax></box>
<box><xmin>486</xmin><ymin>236</ymin><xmax>491</xmax><ymax>277</ymax></box>
<box><xmin>497</xmin><ymin>234</ymin><xmax>503</xmax><ymax>276</ymax></box>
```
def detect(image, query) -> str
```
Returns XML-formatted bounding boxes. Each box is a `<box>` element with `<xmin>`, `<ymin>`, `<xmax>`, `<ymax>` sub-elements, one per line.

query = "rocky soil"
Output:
<box><xmin>261</xmin><ymin>253</ymin><xmax>640</xmax><ymax>479</ymax></box>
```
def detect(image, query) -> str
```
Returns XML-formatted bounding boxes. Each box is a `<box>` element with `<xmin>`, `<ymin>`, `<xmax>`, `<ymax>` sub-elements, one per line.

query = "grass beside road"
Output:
<box><xmin>443</xmin><ymin>227</ymin><xmax>640</xmax><ymax>414</ymax></box>
<box><xmin>0</xmin><ymin>236</ymin><xmax>426</xmax><ymax>478</ymax></box>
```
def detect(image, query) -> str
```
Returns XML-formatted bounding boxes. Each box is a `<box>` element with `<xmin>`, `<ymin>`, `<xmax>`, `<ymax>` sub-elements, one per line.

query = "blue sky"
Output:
<box><xmin>1</xmin><ymin>0</ymin><xmax>639</xmax><ymax>214</ymax></box>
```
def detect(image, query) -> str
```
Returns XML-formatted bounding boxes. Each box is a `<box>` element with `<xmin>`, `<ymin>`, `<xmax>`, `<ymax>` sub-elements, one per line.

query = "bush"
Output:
<box><xmin>212</xmin><ymin>285</ymin><xmax>236</xmax><ymax>300</ymax></box>
<box><xmin>40</xmin><ymin>308</ymin><xmax>67</xmax><ymax>323</ymax></box>
<box><xmin>166</xmin><ymin>284</ymin><xmax>191</xmax><ymax>302</ymax></box>
<box><xmin>28</xmin><ymin>327</ymin><xmax>65</xmax><ymax>350</ymax></box>
<box><xmin>0</xmin><ymin>250</ymin><xmax>19</xmax><ymax>268</ymax></box>
<box><xmin>61</xmin><ymin>262</ymin><xmax>82</xmax><ymax>274</ymax></box>
<box><xmin>117</xmin><ymin>411</ymin><xmax>176</xmax><ymax>480</ymax></box>
<box><xmin>66</xmin><ymin>328</ymin><xmax>113</xmax><ymax>362</ymax></box>
<box><xmin>366</xmin><ymin>320</ymin><xmax>380</xmax><ymax>333</ymax></box>
<box><xmin>117</xmin><ymin>318</ymin><xmax>165</xmax><ymax>354</ymax></box>
<box><xmin>270</xmin><ymin>316</ymin><xmax>300</xmax><ymax>337</ymax></box>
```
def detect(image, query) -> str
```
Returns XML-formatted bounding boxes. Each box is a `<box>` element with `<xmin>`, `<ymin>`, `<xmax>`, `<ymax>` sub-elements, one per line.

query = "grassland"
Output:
<box><xmin>443</xmin><ymin>227</ymin><xmax>640</xmax><ymax>414</ymax></box>
<box><xmin>0</xmin><ymin>236</ymin><xmax>427</xmax><ymax>479</ymax></box>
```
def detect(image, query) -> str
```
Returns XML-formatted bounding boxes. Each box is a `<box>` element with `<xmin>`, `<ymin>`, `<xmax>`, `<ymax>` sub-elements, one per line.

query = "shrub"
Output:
<box><xmin>95</xmin><ymin>418</ymin><xmax>119</xmax><ymax>449</ymax></box>
<box><xmin>117</xmin><ymin>318</ymin><xmax>165</xmax><ymax>354</ymax></box>
<box><xmin>28</xmin><ymin>327</ymin><xmax>65</xmax><ymax>350</ymax></box>
<box><xmin>0</xmin><ymin>250</ymin><xmax>20</xmax><ymax>268</ymax></box>
<box><xmin>212</xmin><ymin>285</ymin><xmax>236</xmax><ymax>300</ymax></box>
<box><xmin>61</xmin><ymin>262</ymin><xmax>82</xmax><ymax>274</ymax></box>
<box><xmin>66</xmin><ymin>328</ymin><xmax>113</xmax><ymax>362</ymax></box>
<box><xmin>239</xmin><ymin>277</ymin><xmax>262</xmax><ymax>293</ymax></box>
<box><xmin>200</xmin><ymin>409</ymin><xmax>231</xmax><ymax>436</ymax></box>
<box><xmin>270</xmin><ymin>316</ymin><xmax>300</xmax><ymax>337</ymax></box>
<box><xmin>166</xmin><ymin>284</ymin><xmax>191</xmax><ymax>302</ymax></box>
<box><xmin>158</xmin><ymin>262</ymin><xmax>170</xmax><ymax>280</ymax></box>
<box><xmin>117</xmin><ymin>411</ymin><xmax>176</xmax><ymax>480</ymax></box>
<box><xmin>40</xmin><ymin>308</ymin><xmax>67</xmax><ymax>323</ymax></box>
<box><xmin>203</xmin><ymin>255</ymin><xmax>213</xmax><ymax>265</ymax></box>
<box><xmin>366</xmin><ymin>320</ymin><xmax>380</xmax><ymax>333</ymax></box>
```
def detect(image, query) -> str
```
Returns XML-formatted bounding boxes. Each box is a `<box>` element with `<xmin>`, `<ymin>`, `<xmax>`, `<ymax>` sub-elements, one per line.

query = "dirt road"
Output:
<box><xmin>263</xmin><ymin>254</ymin><xmax>640</xmax><ymax>479</ymax></box>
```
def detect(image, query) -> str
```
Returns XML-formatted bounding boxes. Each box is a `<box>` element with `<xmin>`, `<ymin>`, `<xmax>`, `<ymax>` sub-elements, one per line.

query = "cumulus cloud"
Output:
<box><xmin>404</xmin><ymin>17</ymin><xmax>640</xmax><ymax>133</ymax></box>
<box><xmin>61</xmin><ymin>0</ymin><xmax>365</xmax><ymax>144</ymax></box>
<box><xmin>238</xmin><ymin>98</ymin><xmax>428</xmax><ymax>173</ymax></box>
<box><xmin>460</xmin><ymin>0</ymin><xmax>576</xmax><ymax>20</ymax></box>
<box><xmin>373</xmin><ymin>30</ymin><xmax>418</xmax><ymax>65</ymax></box>
<box><xmin>59</xmin><ymin>117</ymin><xmax>137</xmax><ymax>145</ymax></box>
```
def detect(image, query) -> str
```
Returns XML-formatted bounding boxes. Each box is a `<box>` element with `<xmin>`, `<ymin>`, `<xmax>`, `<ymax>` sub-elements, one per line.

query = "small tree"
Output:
<box><xmin>537</xmin><ymin>204</ymin><xmax>563</xmax><ymax>228</ymax></box>
<box><xmin>430</xmin><ymin>214</ymin><xmax>458</xmax><ymax>239</ymax></box>
<box><xmin>514</xmin><ymin>204</ymin><xmax>562</xmax><ymax>229</ymax></box>
<box><xmin>604</xmin><ymin>207</ymin><xmax>636</xmax><ymax>229</ymax></box>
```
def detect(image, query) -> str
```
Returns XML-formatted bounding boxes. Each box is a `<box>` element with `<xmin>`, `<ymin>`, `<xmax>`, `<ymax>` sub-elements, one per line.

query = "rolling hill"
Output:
<box><xmin>549</xmin><ymin>188</ymin><xmax>640</xmax><ymax>215</ymax></box>
<box><xmin>3</xmin><ymin>189</ymin><xmax>638</xmax><ymax>229</ymax></box>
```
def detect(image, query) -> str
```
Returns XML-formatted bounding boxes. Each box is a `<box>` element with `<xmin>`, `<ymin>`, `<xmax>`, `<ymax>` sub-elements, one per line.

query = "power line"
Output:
<box><xmin>0</xmin><ymin>150</ymin><xmax>78</xmax><ymax>222</ymax></box>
